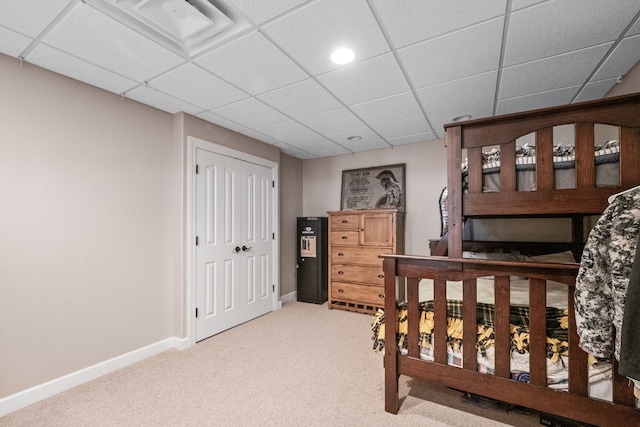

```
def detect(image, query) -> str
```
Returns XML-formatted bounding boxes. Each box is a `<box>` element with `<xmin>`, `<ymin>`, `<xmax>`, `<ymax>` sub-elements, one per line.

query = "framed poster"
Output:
<box><xmin>340</xmin><ymin>163</ymin><xmax>405</xmax><ymax>211</ymax></box>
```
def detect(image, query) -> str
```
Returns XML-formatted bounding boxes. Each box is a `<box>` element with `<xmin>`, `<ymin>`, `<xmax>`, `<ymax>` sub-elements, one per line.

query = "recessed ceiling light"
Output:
<box><xmin>331</xmin><ymin>48</ymin><xmax>355</xmax><ymax>65</ymax></box>
<box><xmin>347</xmin><ymin>135</ymin><xmax>362</xmax><ymax>141</ymax></box>
<box><xmin>452</xmin><ymin>114</ymin><xmax>472</xmax><ymax>122</ymax></box>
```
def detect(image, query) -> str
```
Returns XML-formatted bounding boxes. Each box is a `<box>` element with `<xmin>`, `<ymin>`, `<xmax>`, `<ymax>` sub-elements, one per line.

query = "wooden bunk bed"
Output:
<box><xmin>379</xmin><ymin>93</ymin><xmax>640</xmax><ymax>426</ymax></box>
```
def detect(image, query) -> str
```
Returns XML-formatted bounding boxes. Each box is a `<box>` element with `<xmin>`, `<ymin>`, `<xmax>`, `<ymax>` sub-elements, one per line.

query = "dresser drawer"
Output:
<box><xmin>330</xmin><ymin>230</ymin><xmax>359</xmax><ymax>246</ymax></box>
<box><xmin>331</xmin><ymin>264</ymin><xmax>384</xmax><ymax>286</ymax></box>
<box><xmin>331</xmin><ymin>282</ymin><xmax>385</xmax><ymax>306</ymax></box>
<box><xmin>331</xmin><ymin>246</ymin><xmax>390</xmax><ymax>266</ymax></box>
<box><xmin>330</xmin><ymin>213</ymin><xmax>359</xmax><ymax>230</ymax></box>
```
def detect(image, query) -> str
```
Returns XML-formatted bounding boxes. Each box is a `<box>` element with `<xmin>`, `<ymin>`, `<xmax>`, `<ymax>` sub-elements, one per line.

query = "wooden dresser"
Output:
<box><xmin>327</xmin><ymin>209</ymin><xmax>405</xmax><ymax>314</ymax></box>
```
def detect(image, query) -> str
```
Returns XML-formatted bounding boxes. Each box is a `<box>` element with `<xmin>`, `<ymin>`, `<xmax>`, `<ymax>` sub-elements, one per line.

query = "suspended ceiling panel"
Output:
<box><xmin>1</xmin><ymin>0</ymin><xmax>639</xmax><ymax>159</ymax></box>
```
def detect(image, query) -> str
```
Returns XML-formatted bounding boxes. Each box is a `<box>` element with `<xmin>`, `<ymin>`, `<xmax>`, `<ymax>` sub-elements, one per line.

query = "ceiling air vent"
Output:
<box><xmin>96</xmin><ymin>0</ymin><xmax>245</xmax><ymax>57</ymax></box>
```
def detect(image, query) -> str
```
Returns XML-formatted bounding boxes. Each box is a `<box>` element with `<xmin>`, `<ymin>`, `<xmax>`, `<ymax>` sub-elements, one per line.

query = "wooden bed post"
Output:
<box><xmin>446</xmin><ymin>126</ymin><xmax>463</xmax><ymax>258</ymax></box>
<box><xmin>383</xmin><ymin>256</ymin><xmax>400</xmax><ymax>414</ymax></box>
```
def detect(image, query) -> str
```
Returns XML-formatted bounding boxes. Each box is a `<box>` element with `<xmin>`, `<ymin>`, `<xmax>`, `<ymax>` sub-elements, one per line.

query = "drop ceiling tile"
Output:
<box><xmin>242</xmin><ymin>130</ymin><xmax>286</xmax><ymax>145</ymax></box>
<box><xmin>124</xmin><ymin>85</ymin><xmax>203</xmax><ymax>116</ymax></box>
<box><xmin>574</xmin><ymin>78</ymin><xmax>619</xmax><ymax>103</ymax></box>
<box><xmin>372</xmin><ymin>116</ymin><xmax>431</xmax><ymax>140</ymax></box>
<box><xmin>270</xmin><ymin>141</ymin><xmax>309</xmax><ymax>157</ymax></box>
<box><xmin>427</xmin><ymin>102</ymin><xmax>494</xmax><ymax>138</ymax></box>
<box><xmin>370</xmin><ymin>0</ymin><xmax>506</xmax><ymax>48</ymax></box>
<box><xmin>297</xmin><ymin>108</ymin><xmax>365</xmax><ymax>134</ymax></box>
<box><xmin>284</xmin><ymin>149</ymin><xmax>318</xmax><ymax>160</ymax></box>
<box><xmin>256</xmin><ymin>79</ymin><xmax>342</xmax><ymax>118</ymax></box>
<box><xmin>500</xmin><ymin>44</ymin><xmax>612</xmax><ymax>100</ymax></box>
<box><xmin>287</xmin><ymin>135</ymin><xmax>347</xmax><ymax>154</ymax></box>
<box><xmin>326</xmin><ymin>127</ymin><xmax>390</xmax><ymax>152</ymax></box>
<box><xmin>350</xmin><ymin>92</ymin><xmax>422</xmax><ymax>126</ymax></box>
<box><xmin>196</xmin><ymin>111</ymin><xmax>248</xmax><ymax>134</ymax></box>
<box><xmin>27</xmin><ymin>44</ymin><xmax>138</xmax><ymax>94</ymax></box>
<box><xmin>262</xmin><ymin>0</ymin><xmax>390</xmax><ymax>75</ymax></box>
<box><xmin>388</xmin><ymin>132</ymin><xmax>438</xmax><ymax>146</ymax></box>
<box><xmin>43</xmin><ymin>3</ymin><xmax>185</xmax><ymax>82</ymax></box>
<box><xmin>592</xmin><ymin>34</ymin><xmax>640</xmax><ymax>81</ymax></box>
<box><xmin>148</xmin><ymin>63</ymin><xmax>248</xmax><ymax>110</ymax></box>
<box><xmin>281</xmin><ymin>135</ymin><xmax>326</xmax><ymax>151</ymax></box>
<box><xmin>308</xmin><ymin>144</ymin><xmax>351</xmax><ymax>157</ymax></box>
<box><xmin>225</xmin><ymin>0</ymin><xmax>309</xmax><ymax>25</ymax></box>
<box><xmin>504</xmin><ymin>0</ymin><xmax>640</xmax><ymax>66</ymax></box>
<box><xmin>254</xmin><ymin>119</ymin><xmax>318</xmax><ymax>141</ymax></box>
<box><xmin>398</xmin><ymin>18</ymin><xmax>504</xmax><ymax>88</ymax></box>
<box><xmin>416</xmin><ymin>71</ymin><xmax>498</xmax><ymax>114</ymax></box>
<box><xmin>511</xmin><ymin>0</ymin><xmax>547</xmax><ymax>10</ymax></box>
<box><xmin>211</xmin><ymin>98</ymin><xmax>288</xmax><ymax>129</ymax></box>
<box><xmin>317</xmin><ymin>53</ymin><xmax>410</xmax><ymax>106</ymax></box>
<box><xmin>496</xmin><ymin>86</ymin><xmax>580</xmax><ymax>115</ymax></box>
<box><xmin>0</xmin><ymin>0</ymin><xmax>72</xmax><ymax>37</ymax></box>
<box><xmin>195</xmin><ymin>31</ymin><xmax>308</xmax><ymax>95</ymax></box>
<box><xmin>0</xmin><ymin>27</ymin><xmax>33</xmax><ymax>57</ymax></box>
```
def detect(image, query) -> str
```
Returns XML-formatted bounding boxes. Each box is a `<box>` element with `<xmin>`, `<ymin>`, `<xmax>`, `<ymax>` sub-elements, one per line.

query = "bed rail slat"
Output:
<box><xmin>434</xmin><ymin>280</ymin><xmax>448</xmax><ymax>365</ymax></box>
<box><xmin>620</xmin><ymin>126</ymin><xmax>640</xmax><ymax>186</ymax></box>
<box><xmin>494</xmin><ymin>276</ymin><xmax>511</xmax><ymax>379</ymax></box>
<box><xmin>613</xmin><ymin>358</ymin><xmax>636</xmax><ymax>406</ymax></box>
<box><xmin>529</xmin><ymin>278</ymin><xmax>547</xmax><ymax>387</ymax></box>
<box><xmin>500</xmin><ymin>141</ymin><xmax>516</xmax><ymax>192</ymax></box>
<box><xmin>536</xmin><ymin>127</ymin><xmax>554</xmax><ymax>191</ymax></box>
<box><xmin>574</xmin><ymin>123</ymin><xmax>595</xmax><ymax>188</ymax></box>
<box><xmin>462</xmin><ymin>279</ymin><xmax>477</xmax><ymax>371</ymax></box>
<box><xmin>407</xmin><ymin>277</ymin><xmax>420</xmax><ymax>358</ymax></box>
<box><xmin>567</xmin><ymin>286</ymin><xmax>589</xmax><ymax>395</ymax></box>
<box><xmin>467</xmin><ymin>146</ymin><xmax>483</xmax><ymax>194</ymax></box>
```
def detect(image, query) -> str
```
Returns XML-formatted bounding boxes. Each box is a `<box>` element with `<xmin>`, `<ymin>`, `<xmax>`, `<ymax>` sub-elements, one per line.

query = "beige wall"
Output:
<box><xmin>302</xmin><ymin>141</ymin><xmax>448</xmax><ymax>256</ymax></box>
<box><xmin>0</xmin><ymin>52</ymin><xmax>302</xmax><ymax>401</ymax></box>
<box><xmin>278</xmin><ymin>154</ymin><xmax>303</xmax><ymax>298</ymax></box>
<box><xmin>606</xmin><ymin>60</ymin><xmax>640</xmax><ymax>97</ymax></box>
<box><xmin>0</xmin><ymin>53</ymin><xmax>179</xmax><ymax>398</ymax></box>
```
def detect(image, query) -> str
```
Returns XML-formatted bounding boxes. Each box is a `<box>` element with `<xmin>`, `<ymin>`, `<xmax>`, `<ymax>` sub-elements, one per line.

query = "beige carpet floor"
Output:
<box><xmin>1</xmin><ymin>301</ymin><xmax>543</xmax><ymax>426</ymax></box>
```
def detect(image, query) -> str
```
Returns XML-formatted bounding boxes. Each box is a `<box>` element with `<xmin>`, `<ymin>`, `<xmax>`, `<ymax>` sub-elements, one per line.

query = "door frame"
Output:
<box><xmin>186</xmin><ymin>136</ymin><xmax>280</xmax><ymax>346</ymax></box>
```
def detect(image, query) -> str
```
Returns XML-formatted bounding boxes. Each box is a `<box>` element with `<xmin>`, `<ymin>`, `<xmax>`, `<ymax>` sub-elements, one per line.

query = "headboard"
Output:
<box><xmin>442</xmin><ymin>92</ymin><xmax>640</xmax><ymax>258</ymax></box>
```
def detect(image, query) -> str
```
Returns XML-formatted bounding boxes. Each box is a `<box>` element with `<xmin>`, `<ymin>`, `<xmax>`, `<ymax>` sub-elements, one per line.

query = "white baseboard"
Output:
<box><xmin>280</xmin><ymin>291</ymin><xmax>296</xmax><ymax>303</ymax></box>
<box><xmin>0</xmin><ymin>337</ymin><xmax>190</xmax><ymax>417</ymax></box>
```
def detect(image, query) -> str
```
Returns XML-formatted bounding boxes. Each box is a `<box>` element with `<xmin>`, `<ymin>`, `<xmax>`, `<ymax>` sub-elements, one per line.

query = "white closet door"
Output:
<box><xmin>195</xmin><ymin>148</ymin><xmax>274</xmax><ymax>341</ymax></box>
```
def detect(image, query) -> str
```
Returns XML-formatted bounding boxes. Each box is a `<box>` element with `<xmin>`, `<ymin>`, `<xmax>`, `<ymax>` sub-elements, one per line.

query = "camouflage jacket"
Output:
<box><xmin>575</xmin><ymin>188</ymin><xmax>640</xmax><ymax>360</ymax></box>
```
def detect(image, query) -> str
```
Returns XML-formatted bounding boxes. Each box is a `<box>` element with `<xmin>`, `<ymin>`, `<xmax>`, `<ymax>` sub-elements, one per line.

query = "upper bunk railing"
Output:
<box><xmin>443</xmin><ymin>93</ymin><xmax>640</xmax><ymax>258</ymax></box>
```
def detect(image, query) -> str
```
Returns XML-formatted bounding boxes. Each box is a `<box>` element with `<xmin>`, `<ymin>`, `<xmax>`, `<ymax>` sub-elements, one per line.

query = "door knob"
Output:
<box><xmin>234</xmin><ymin>246</ymin><xmax>241</xmax><ymax>253</ymax></box>
<box><xmin>242</xmin><ymin>245</ymin><xmax>252</xmax><ymax>252</ymax></box>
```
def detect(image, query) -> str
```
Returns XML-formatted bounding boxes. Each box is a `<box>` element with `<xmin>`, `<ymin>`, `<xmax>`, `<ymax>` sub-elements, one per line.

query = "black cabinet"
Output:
<box><xmin>296</xmin><ymin>217</ymin><xmax>328</xmax><ymax>304</ymax></box>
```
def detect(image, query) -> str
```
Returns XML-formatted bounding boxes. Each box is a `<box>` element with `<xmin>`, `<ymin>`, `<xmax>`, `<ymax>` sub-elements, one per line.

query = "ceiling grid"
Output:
<box><xmin>1</xmin><ymin>0</ymin><xmax>639</xmax><ymax>159</ymax></box>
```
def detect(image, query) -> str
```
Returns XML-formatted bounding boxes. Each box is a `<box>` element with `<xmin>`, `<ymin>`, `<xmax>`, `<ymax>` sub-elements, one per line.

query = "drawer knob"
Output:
<box><xmin>338</xmin><ymin>289</ymin><xmax>344</xmax><ymax>293</ymax></box>
<box><xmin>338</xmin><ymin>271</ymin><xmax>344</xmax><ymax>274</ymax></box>
<box><xmin>341</xmin><ymin>236</ymin><xmax>348</xmax><ymax>239</ymax></box>
<box><xmin>378</xmin><ymin>274</ymin><xmax>384</xmax><ymax>278</ymax></box>
<box><xmin>341</xmin><ymin>220</ymin><xmax>348</xmax><ymax>223</ymax></box>
<box><xmin>378</xmin><ymin>294</ymin><xmax>384</xmax><ymax>298</ymax></box>
<box><xmin>338</xmin><ymin>253</ymin><xmax>344</xmax><ymax>256</ymax></box>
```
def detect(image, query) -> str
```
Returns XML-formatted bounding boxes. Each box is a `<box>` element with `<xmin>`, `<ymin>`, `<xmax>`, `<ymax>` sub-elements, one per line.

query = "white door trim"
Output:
<box><xmin>186</xmin><ymin>136</ymin><xmax>279</xmax><ymax>346</ymax></box>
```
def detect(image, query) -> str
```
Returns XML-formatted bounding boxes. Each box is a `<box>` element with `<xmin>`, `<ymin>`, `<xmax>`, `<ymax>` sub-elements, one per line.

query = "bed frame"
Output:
<box><xmin>382</xmin><ymin>93</ymin><xmax>640</xmax><ymax>425</ymax></box>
